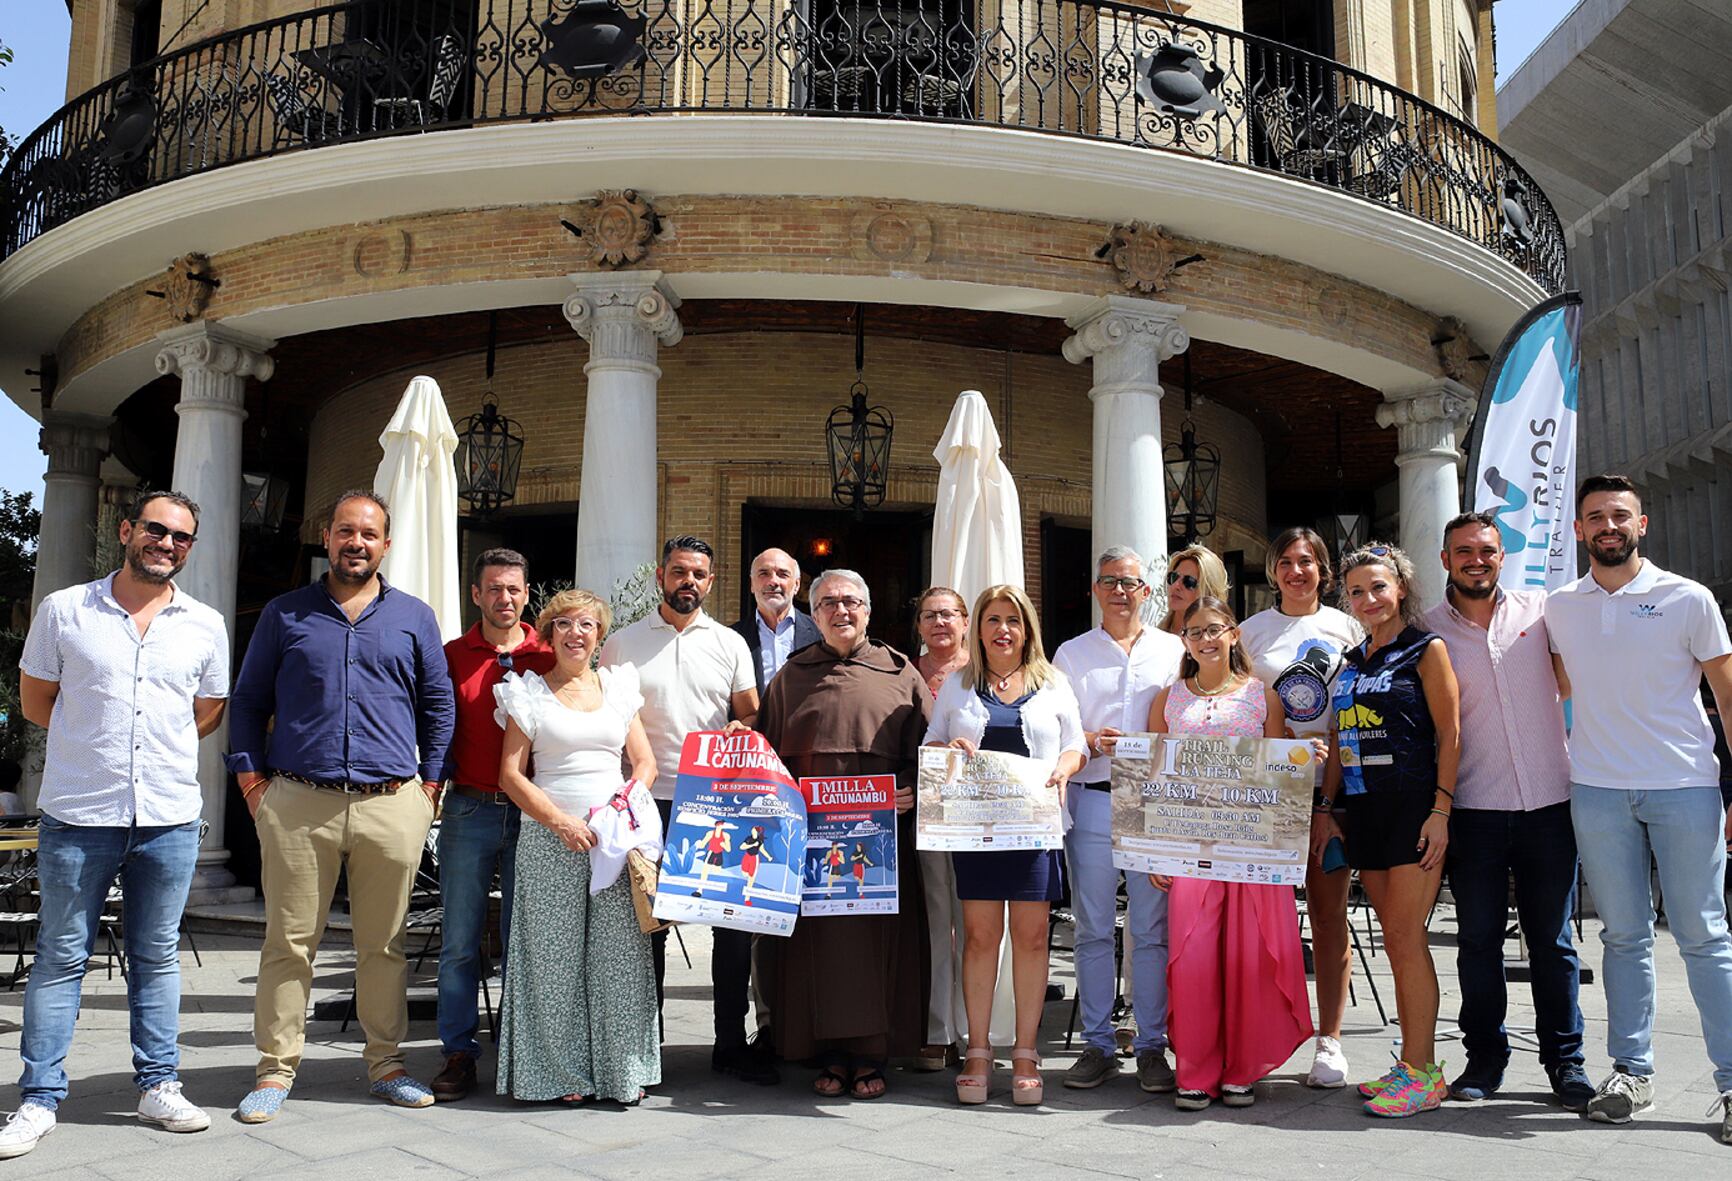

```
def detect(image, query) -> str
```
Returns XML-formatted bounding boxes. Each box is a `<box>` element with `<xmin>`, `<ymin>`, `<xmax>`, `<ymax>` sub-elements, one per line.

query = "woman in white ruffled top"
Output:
<box><xmin>494</xmin><ymin>587</ymin><xmax>660</xmax><ymax>1105</ymax></box>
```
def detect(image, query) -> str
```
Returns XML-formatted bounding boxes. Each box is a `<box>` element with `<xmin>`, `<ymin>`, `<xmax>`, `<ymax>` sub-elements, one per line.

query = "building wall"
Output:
<box><xmin>302</xmin><ymin>330</ymin><xmax>1269</xmax><ymax>616</ymax></box>
<box><xmin>1571</xmin><ymin>99</ymin><xmax>1732</xmax><ymax>605</ymax></box>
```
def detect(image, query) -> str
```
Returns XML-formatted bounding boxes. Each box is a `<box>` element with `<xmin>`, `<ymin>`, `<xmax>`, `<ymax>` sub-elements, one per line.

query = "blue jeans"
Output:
<box><xmin>436</xmin><ymin>792</ymin><xmax>520</xmax><ymax>1058</ymax></box>
<box><xmin>1447</xmin><ymin>802</ymin><xmax>1583</xmax><ymax>1072</ymax></box>
<box><xmin>1572</xmin><ymin>784</ymin><xmax>1732</xmax><ymax>1090</ymax></box>
<box><xmin>20</xmin><ymin>817</ymin><xmax>201</xmax><ymax>1108</ymax></box>
<box><xmin>1064</xmin><ymin>787</ymin><xmax>1168</xmax><ymax>1054</ymax></box>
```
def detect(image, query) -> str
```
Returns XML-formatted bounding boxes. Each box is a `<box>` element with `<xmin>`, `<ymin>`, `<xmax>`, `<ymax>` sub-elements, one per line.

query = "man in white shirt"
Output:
<box><xmin>1051</xmin><ymin>546</ymin><xmax>1185</xmax><ymax>1093</ymax></box>
<box><xmin>2</xmin><ymin>493</ymin><xmax>229</xmax><ymax>1159</ymax></box>
<box><xmin>1545</xmin><ymin>475</ymin><xmax>1732</xmax><ymax>1142</ymax></box>
<box><xmin>599</xmin><ymin>535</ymin><xmax>764</xmax><ymax>1081</ymax></box>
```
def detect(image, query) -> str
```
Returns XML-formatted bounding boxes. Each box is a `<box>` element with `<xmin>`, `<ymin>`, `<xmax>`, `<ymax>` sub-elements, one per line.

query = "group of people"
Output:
<box><xmin>4</xmin><ymin>472</ymin><xmax>1732</xmax><ymax>1160</ymax></box>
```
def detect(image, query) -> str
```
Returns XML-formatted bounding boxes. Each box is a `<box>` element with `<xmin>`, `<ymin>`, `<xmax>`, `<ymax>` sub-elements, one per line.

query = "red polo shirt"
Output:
<box><xmin>444</xmin><ymin>622</ymin><xmax>557</xmax><ymax>790</ymax></box>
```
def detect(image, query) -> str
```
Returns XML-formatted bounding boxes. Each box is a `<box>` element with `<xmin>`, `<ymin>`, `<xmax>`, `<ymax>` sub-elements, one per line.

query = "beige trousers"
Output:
<box><xmin>254</xmin><ymin>776</ymin><xmax>435</xmax><ymax>1086</ymax></box>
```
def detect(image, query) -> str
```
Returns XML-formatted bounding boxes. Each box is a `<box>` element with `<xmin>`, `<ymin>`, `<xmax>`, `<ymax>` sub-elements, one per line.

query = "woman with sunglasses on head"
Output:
<box><xmin>912</xmin><ymin>586</ymin><xmax>971</xmax><ymax>1069</ymax></box>
<box><xmin>926</xmin><ymin>584</ymin><xmax>1087</xmax><ymax>1107</ymax></box>
<box><xmin>1237</xmin><ymin>527</ymin><xmax>1363</xmax><ymax>1090</ymax></box>
<box><xmin>1159</xmin><ymin>545</ymin><xmax>1231</xmax><ymax>636</ymax></box>
<box><xmin>1146</xmin><ymin>598</ymin><xmax>1312</xmax><ymax>1111</ymax></box>
<box><xmin>1320</xmin><ymin>543</ymin><xmax>1460</xmax><ymax>1118</ymax></box>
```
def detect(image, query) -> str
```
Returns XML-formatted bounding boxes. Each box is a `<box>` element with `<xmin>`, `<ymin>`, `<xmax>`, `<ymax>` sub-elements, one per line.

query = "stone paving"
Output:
<box><xmin>1</xmin><ymin>907</ymin><xmax>1728</xmax><ymax>1179</ymax></box>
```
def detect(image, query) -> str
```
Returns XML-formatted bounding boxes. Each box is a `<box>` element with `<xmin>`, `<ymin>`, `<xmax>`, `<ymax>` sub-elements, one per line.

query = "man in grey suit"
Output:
<box><xmin>732</xmin><ymin>547</ymin><xmax>821</xmax><ymax>696</ymax></box>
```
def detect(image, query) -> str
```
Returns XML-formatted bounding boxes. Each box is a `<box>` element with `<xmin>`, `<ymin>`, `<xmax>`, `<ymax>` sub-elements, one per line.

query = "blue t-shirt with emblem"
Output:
<box><xmin>1333</xmin><ymin>626</ymin><xmax>1438</xmax><ymax>797</ymax></box>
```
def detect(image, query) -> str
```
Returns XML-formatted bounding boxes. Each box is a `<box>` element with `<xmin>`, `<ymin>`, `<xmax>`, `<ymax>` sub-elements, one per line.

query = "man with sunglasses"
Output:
<box><xmin>4</xmin><ymin>492</ymin><xmax>229</xmax><ymax>1159</ymax></box>
<box><xmin>1051</xmin><ymin>546</ymin><xmax>1185</xmax><ymax>1094</ymax></box>
<box><xmin>429</xmin><ymin>548</ymin><xmax>555</xmax><ymax>1102</ymax></box>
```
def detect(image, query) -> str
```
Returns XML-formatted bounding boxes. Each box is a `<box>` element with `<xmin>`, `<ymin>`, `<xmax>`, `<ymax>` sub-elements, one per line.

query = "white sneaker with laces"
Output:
<box><xmin>0</xmin><ymin>1103</ymin><xmax>56</xmax><ymax>1159</ymax></box>
<box><xmin>1707</xmin><ymin>1090</ymin><xmax>1732</xmax><ymax>1145</ymax></box>
<box><xmin>1306</xmin><ymin>1035</ymin><xmax>1349</xmax><ymax>1089</ymax></box>
<box><xmin>137</xmin><ymin>1081</ymin><xmax>211</xmax><ymax>1133</ymax></box>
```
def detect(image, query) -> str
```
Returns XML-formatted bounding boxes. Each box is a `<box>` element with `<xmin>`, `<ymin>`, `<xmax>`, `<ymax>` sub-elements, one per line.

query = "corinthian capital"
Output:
<box><xmin>1061</xmin><ymin>296</ymin><xmax>1189</xmax><ymax>367</ymax></box>
<box><xmin>563</xmin><ymin>271</ymin><xmax>684</xmax><ymax>358</ymax></box>
<box><xmin>155</xmin><ymin>323</ymin><xmax>276</xmax><ymax>410</ymax></box>
<box><xmin>1375</xmin><ymin>379</ymin><xmax>1477</xmax><ymax>461</ymax></box>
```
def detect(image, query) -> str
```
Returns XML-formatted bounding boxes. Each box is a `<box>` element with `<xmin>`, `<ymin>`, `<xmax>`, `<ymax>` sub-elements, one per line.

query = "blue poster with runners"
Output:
<box><xmin>798</xmin><ymin>775</ymin><xmax>899</xmax><ymax>916</ymax></box>
<box><xmin>652</xmin><ymin>730</ymin><xmax>806</xmax><ymax>936</ymax></box>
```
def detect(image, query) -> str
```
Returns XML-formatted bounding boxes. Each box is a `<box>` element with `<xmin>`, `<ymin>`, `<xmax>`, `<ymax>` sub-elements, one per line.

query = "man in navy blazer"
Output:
<box><xmin>732</xmin><ymin>547</ymin><xmax>821</xmax><ymax>697</ymax></box>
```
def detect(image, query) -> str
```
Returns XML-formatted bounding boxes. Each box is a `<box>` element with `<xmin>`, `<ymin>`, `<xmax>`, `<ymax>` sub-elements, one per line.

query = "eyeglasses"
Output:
<box><xmin>817</xmin><ymin>596</ymin><xmax>867</xmax><ymax>613</ymax></box>
<box><xmin>1095</xmin><ymin>576</ymin><xmax>1147</xmax><ymax>592</ymax></box>
<box><xmin>551</xmin><ymin>616</ymin><xmax>601</xmax><ymax>635</ymax></box>
<box><xmin>1165</xmin><ymin>571</ymin><xmax>1199</xmax><ymax>591</ymax></box>
<box><xmin>1180</xmin><ymin>623</ymin><xmax>1233</xmax><ymax>641</ymax></box>
<box><xmin>136</xmin><ymin>520</ymin><xmax>196</xmax><ymax>548</ymax></box>
<box><xmin>495</xmin><ymin>651</ymin><xmax>515</xmax><ymax>671</ymax></box>
<box><xmin>918</xmin><ymin>609</ymin><xmax>964</xmax><ymax>623</ymax></box>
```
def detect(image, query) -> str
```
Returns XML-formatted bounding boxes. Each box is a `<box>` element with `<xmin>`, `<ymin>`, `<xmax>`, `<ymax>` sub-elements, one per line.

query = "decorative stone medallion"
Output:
<box><xmin>162</xmin><ymin>253</ymin><xmax>216</xmax><ymax>323</ymax></box>
<box><xmin>851</xmin><ymin>211</ymin><xmax>933</xmax><ymax>263</ymax></box>
<box><xmin>1102</xmin><ymin>222</ymin><xmax>1177</xmax><ymax>294</ymax></box>
<box><xmin>583</xmin><ymin>189</ymin><xmax>659</xmax><ymax>267</ymax></box>
<box><xmin>1433</xmin><ymin>317</ymin><xmax>1475</xmax><ymax>381</ymax></box>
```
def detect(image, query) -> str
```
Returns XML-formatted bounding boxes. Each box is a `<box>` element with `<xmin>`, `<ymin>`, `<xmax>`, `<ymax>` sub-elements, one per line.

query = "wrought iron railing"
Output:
<box><xmin>0</xmin><ymin>0</ymin><xmax>1564</xmax><ymax>291</ymax></box>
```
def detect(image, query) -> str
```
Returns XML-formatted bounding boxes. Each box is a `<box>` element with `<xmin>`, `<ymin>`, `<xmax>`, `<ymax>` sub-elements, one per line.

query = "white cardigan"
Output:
<box><xmin>923</xmin><ymin>669</ymin><xmax>1089</xmax><ymax>766</ymax></box>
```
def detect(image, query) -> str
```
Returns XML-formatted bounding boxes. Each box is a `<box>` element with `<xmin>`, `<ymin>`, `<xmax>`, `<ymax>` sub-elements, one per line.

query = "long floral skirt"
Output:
<box><xmin>497</xmin><ymin>820</ymin><xmax>661</xmax><ymax>1102</ymax></box>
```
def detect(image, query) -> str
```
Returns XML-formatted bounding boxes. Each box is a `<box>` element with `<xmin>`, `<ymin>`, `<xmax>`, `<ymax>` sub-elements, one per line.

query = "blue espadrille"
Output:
<box><xmin>369</xmin><ymin>1075</ymin><xmax>434</xmax><ymax>1109</ymax></box>
<box><xmin>235</xmin><ymin>1085</ymin><xmax>288</xmax><ymax>1124</ymax></box>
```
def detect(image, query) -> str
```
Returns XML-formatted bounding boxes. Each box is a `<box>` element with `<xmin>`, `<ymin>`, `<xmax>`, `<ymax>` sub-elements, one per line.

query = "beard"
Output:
<box><xmin>1448</xmin><ymin>572</ymin><xmax>1496</xmax><ymax>600</ymax></box>
<box><xmin>125</xmin><ymin>544</ymin><xmax>183</xmax><ymax>586</ymax></box>
<box><xmin>330</xmin><ymin>550</ymin><xmax>382</xmax><ymax>585</ymax></box>
<box><xmin>662</xmin><ymin>584</ymin><xmax>704</xmax><ymax>614</ymax></box>
<box><xmin>1590</xmin><ymin>531</ymin><xmax>1638</xmax><ymax>567</ymax></box>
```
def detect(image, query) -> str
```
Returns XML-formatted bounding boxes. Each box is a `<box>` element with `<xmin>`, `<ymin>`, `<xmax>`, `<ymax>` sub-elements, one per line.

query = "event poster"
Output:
<box><xmin>1109</xmin><ymin>733</ymin><xmax>1313</xmax><ymax>885</ymax></box>
<box><xmin>798</xmin><ymin>775</ymin><xmax>899</xmax><ymax>916</ymax></box>
<box><xmin>915</xmin><ymin>746</ymin><xmax>1063</xmax><ymax>852</ymax></box>
<box><xmin>653</xmin><ymin>730</ymin><xmax>807</xmax><ymax>935</ymax></box>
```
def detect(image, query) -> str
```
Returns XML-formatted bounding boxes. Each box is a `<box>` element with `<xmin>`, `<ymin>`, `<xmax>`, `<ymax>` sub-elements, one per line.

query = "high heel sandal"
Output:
<box><xmin>1011</xmin><ymin>1048</ymin><xmax>1044</xmax><ymax>1107</ymax></box>
<box><xmin>955</xmin><ymin>1047</ymin><xmax>994</xmax><ymax>1105</ymax></box>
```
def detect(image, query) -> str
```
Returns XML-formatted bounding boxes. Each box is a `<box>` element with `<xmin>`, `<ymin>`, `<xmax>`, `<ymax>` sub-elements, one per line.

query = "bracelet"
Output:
<box><xmin>1434</xmin><ymin>785</ymin><xmax>1455</xmax><ymax>800</ymax></box>
<box><xmin>1429</xmin><ymin>808</ymin><xmax>1450</xmax><ymax>819</ymax></box>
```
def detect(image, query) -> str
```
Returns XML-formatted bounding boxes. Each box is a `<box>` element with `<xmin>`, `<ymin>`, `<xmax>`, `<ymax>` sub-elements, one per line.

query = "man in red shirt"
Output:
<box><xmin>431</xmin><ymin>548</ymin><xmax>556</xmax><ymax>1101</ymax></box>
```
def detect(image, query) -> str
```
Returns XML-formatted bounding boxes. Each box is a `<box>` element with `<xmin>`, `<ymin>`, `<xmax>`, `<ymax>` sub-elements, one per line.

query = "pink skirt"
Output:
<box><xmin>1167</xmin><ymin>878</ymin><xmax>1314</xmax><ymax>1095</ymax></box>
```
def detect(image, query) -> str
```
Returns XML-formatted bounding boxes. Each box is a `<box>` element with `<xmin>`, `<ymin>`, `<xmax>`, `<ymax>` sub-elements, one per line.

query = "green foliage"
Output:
<box><xmin>527</xmin><ymin>563</ymin><xmax>662</xmax><ymax>665</ymax></box>
<box><xmin>0</xmin><ymin>489</ymin><xmax>40</xmax><ymax>767</ymax></box>
<box><xmin>0</xmin><ymin>40</ymin><xmax>15</xmax><ymax>162</ymax></box>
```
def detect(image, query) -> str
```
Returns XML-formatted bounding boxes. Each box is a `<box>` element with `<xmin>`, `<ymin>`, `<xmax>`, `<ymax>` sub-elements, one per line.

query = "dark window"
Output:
<box><xmin>130</xmin><ymin>0</ymin><xmax>163</xmax><ymax>66</ymax></box>
<box><xmin>1242</xmin><ymin>0</ymin><xmax>1335</xmax><ymax>60</ymax></box>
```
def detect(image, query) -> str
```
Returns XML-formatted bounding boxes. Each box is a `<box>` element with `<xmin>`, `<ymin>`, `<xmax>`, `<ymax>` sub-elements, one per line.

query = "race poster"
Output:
<box><xmin>653</xmin><ymin>730</ymin><xmax>807</xmax><ymax>935</ymax></box>
<box><xmin>915</xmin><ymin>746</ymin><xmax>1063</xmax><ymax>852</ymax></box>
<box><xmin>798</xmin><ymin>775</ymin><xmax>899</xmax><ymax>916</ymax></box>
<box><xmin>1109</xmin><ymin>733</ymin><xmax>1313</xmax><ymax>885</ymax></box>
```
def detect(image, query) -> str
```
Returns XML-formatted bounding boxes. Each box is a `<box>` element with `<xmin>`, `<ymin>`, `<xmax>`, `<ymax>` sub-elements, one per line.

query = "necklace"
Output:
<box><xmin>988</xmin><ymin>665</ymin><xmax>1020</xmax><ymax>694</ymax></box>
<box><xmin>1189</xmin><ymin>675</ymin><xmax>1238</xmax><ymax>698</ymax></box>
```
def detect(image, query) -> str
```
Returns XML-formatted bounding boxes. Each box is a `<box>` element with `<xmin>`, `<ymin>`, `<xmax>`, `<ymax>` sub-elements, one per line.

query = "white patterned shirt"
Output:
<box><xmin>20</xmin><ymin>574</ymin><xmax>229</xmax><ymax>826</ymax></box>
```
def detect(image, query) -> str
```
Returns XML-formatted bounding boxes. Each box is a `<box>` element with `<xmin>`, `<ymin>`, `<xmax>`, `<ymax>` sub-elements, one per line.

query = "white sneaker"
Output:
<box><xmin>1305</xmin><ymin>1035</ymin><xmax>1349</xmax><ymax>1089</ymax></box>
<box><xmin>0</xmin><ymin>1103</ymin><xmax>55</xmax><ymax>1159</ymax></box>
<box><xmin>137</xmin><ymin>1081</ymin><xmax>211</xmax><ymax>1133</ymax></box>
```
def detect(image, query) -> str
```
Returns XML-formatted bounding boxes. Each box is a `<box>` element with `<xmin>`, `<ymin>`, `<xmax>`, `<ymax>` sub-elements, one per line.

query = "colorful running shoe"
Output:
<box><xmin>1357</xmin><ymin>1062</ymin><xmax>1403</xmax><ymax>1098</ymax></box>
<box><xmin>1363</xmin><ymin>1061</ymin><xmax>1446</xmax><ymax>1118</ymax></box>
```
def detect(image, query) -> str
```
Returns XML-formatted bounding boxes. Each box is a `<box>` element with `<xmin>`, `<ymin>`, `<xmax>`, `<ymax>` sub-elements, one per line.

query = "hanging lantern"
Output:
<box><xmin>826</xmin><ymin>380</ymin><xmax>893</xmax><ymax>519</ymax></box>
<box><xmin>454</xmin><ymin>393</ymin><xmax>524</xmax><ymax>516</ymax></box>
<box><xmin>1164</xmin><ymin>419</ymin><xmax>1220</xmax><ymax>544</ymax></box>
<box><xmin>1319</xmin><ymin>511</ymin><xmax>1368</xmax><ymax>557</ymax></box>
<box><xmin>240</xmin><ymin>471</ymin><xmax>290</xmax><ymax>533</ymax></box>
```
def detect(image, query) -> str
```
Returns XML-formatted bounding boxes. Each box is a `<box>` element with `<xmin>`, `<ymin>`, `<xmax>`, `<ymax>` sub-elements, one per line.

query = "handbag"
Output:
<box><xmin>627</xmin><ymin>847</ymin><xmax>674</xmax><ymax>935</ymax></box>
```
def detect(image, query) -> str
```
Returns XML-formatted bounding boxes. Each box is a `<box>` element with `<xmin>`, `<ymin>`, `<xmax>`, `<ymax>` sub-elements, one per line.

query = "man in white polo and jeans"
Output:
<box><xmin>1052</xmin><ymin>546</ymin><xmax>1184</xmax><ymax>1093</ymax></box>
<box><xmin>1545</xmin><ymin>474</ymin><xmax>1732</xmax><ymax>1142</ymax></box>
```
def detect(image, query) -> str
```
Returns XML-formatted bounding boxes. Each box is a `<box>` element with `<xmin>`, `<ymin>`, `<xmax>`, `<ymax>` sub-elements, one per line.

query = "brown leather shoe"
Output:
<box><xmin>431</xmin><ymin>1053</ymin><xmax>476</xmax><ymax>1102</ymax></box>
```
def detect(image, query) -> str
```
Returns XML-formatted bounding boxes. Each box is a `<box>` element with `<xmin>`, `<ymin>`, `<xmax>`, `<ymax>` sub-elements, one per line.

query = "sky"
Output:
<box><xmin>0</xmin><ymin>0</ymin><xmax>1581</xmax><ymax>510</ymax></box>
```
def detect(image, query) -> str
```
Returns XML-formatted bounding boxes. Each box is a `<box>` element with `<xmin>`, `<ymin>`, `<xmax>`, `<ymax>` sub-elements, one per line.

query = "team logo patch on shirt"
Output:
<box><xmin>1271</xmin><ymin>640</ymin><xmax>1342</xmax><ymax>724</ymax></box>
<box><xmin>1632</xmin><ymin>604</ymin><xmax>1664</xmax><ymax>619</ymax></box>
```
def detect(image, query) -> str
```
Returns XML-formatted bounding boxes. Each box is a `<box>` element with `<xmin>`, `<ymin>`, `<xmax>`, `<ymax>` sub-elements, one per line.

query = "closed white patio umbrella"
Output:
<box><xmin>929</xmin><ymin>388</ymin><xmax>1026</xmax><ymax>1049</ymax></box>
<box><xmin>373</xmin><ymin>374</ymin><xmax>462</xmax><ymax>642</ymax></box>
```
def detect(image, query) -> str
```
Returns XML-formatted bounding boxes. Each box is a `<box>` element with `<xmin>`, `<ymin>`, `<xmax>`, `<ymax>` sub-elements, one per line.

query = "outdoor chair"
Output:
<box><xmin>374</xmin><ymin>33</ymin><xmax>467</xmax><ymax>130</ymax></box>
<box><xmin>0</xmin><ymin>840</ymin><xmax>39</xmax><ymax>989</ymax></box>
<box><xmin>263</xmin><ymin>69</ymin><xmax>345</xmax><ymax>147</ymax></box>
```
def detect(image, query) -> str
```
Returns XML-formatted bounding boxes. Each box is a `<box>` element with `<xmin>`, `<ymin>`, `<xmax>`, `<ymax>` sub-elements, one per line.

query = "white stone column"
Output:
<box><xmin>1375</xmin><ymin>378</ymin><xmax>1476</xmax><ymax>611</ymax></box>
<box><xmin>1063</xmin><ymin>296</ymin><xmax>1190</xmax><ymax>587</ymax></box>
<box><xmin>564</xmin><ymin>272</ymin><xmax>682</xmax><ymax>597</ymax></box>
<box><xmin>32</xmin><ymin>412</ymin><xmax>113</xmax><ymax>611</ymax></box>
<box><xmin>157</xmin><ymin>322</ymin><xmax>274</xmax><ymax>901</ymax></box>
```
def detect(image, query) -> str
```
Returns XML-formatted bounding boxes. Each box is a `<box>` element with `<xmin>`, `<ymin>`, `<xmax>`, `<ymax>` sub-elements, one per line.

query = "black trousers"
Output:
<box><xmin>653</xmin><ymin>799</ymin><xmax>755</xmax><ymax>1047</ymax></box>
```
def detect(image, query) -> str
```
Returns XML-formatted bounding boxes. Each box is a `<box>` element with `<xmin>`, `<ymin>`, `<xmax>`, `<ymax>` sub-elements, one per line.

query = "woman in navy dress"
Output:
<box><xmin>925</xmin><ymin>584</ymin><xmax>1086</xmax><ymax>1107</ymax></box>
<box><xmin>1316</xmin><ymin>543</ymin><xmax>1461</xmax><ymax>1119</ymax></box>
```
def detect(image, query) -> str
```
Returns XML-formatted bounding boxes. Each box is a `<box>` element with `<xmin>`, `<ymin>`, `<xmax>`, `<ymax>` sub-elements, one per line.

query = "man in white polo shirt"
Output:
<box><xmin>1051</xmin><ymin>545</ymin><xmax>1184</xmax><ymax>1094</ymax></box>
<box><xmin>1545</xmin><ymin>474</ymin><xmax>1732</xmax><ymax>1142</ymax></box>
<box><xmin>2</xmin><ymin>492</ymin><xmax>229</xmax><ymax>1159</ymax></box>
<box><xmin>598</xmin><ymin>535</ymin><xmax>763</xmax><ymax>1081</ymax></box>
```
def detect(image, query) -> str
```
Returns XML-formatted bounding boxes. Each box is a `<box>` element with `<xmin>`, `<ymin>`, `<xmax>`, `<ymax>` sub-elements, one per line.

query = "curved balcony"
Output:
<box><xmin>0</xmin><ymin>0</ymin><xmax>1563</xmax><ymax>293</ymax></box>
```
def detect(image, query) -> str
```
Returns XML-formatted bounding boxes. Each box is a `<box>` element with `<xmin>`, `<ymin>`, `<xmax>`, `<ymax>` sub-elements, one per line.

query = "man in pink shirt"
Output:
<box><xmin>1423</xmin><ymin>512</ymin><xmax>1590</xmax><ymax>1110</ymax></box>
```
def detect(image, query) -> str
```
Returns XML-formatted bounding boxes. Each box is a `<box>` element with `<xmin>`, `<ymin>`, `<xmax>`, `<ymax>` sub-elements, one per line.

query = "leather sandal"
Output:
<box><xmin>956</xmin><ymin>1046</ymin><xmax>994</xmax><ymax>1105</ymax></box>
<box><xmin>850</xmin><ymin>1060</ymin><xmax>889</xmax><ymax>1101</ymax></box>
<box><xmin>812</xmin><ymin>1052</ymin><xmax>851</xmax><ymax>1099</ymax></box>
<box><xmin>1011</xmin><ymin>1047</ymin><xmax>1044</xmax><ymax>1107</ymax></box>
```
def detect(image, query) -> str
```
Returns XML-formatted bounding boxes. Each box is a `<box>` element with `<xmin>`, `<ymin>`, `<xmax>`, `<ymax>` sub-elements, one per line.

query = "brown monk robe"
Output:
<box><xmin>756</xmin><ymin>636</ymin><xmax>932</xmax><ymax>1085</ymax></box>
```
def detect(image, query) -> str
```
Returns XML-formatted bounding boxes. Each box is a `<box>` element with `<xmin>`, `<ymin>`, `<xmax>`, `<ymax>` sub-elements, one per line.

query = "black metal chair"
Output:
<box><xmin>264</xmin><ymin>68</ymin><xmax>345</xmax><ymax>146</ymax></box>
